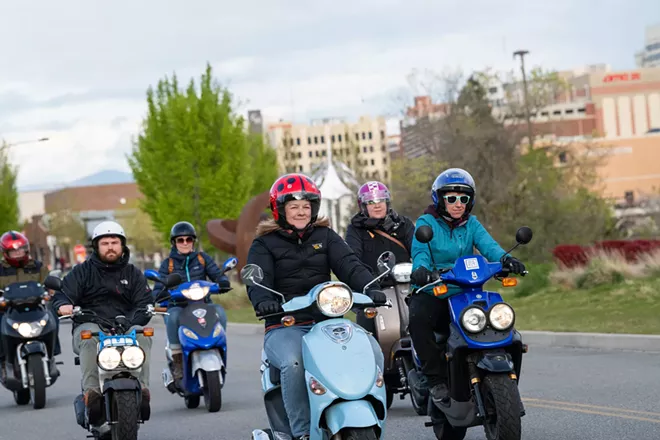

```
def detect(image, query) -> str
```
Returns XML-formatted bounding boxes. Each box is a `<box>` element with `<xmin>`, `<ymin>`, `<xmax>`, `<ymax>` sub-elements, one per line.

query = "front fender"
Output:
<box><xmin>20</xmin><ymin>341</ymin><xmax>47</xmax><ymax>358</ymax></box>
<box><xmin>102</xmin><ymin>377</ymin><xmax>141</xmax><ymax>393</ymax></box>
<box><xmin>477</xmin><ymin>351</ymin><xmax>515</xmax><ymax>373</ymax></box>
<box><xmin>191</xmin><ymin>349</ymin><xmax>224</xmax><ymax>376</ymax></box>
<box><xmin>324</xmin><ymin>400</ymin><xmax>380</xmax><ymax>436</ymax></box>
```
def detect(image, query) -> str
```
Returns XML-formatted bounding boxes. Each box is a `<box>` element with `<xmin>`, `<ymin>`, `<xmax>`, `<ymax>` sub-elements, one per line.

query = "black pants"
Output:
<box><xmin>408</xmin><ymin>292</ymin><xmax>450</xmax><ymax>387</ymax></box>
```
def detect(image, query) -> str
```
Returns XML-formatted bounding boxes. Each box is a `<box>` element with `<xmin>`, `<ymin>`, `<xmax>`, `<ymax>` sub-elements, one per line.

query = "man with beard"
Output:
<box><xmin>52</xmin><ymin>221</ymin><xmax>154</xmax><ymax>425</ymax></box>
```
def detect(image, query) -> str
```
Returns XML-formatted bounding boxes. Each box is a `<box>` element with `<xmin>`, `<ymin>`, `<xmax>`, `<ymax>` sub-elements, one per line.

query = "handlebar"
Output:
<box><xmin>255</xmin><ymin>298</ymin><xmax>393</xmax><ymax>320</ymax></box>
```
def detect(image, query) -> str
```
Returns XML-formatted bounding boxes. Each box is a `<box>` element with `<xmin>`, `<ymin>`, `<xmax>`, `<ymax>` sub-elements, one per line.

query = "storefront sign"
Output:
<box><xmin>603</xmin><ymin>72</ymin><xmax>641</xmax><ymax>83</ymax></box>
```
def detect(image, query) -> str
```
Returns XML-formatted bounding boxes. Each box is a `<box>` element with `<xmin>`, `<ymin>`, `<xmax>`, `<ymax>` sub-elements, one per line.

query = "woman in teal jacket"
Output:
<box><xmin>408</xmin><ymin>168</ymin><xmax>525</xmax><ymax>405</ymax></box>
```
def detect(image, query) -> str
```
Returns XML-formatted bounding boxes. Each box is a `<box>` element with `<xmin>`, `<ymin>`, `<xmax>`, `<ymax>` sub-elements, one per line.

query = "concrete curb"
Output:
<box><xmin>520</xmin><ymin>330</ymin><xmax>660</xmax><ymax>352</ymax></box>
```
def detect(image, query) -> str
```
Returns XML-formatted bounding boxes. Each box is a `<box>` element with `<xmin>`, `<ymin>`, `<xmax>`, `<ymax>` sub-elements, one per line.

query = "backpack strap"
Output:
<box><xmin>197</xmin><ymin>254</ymin><xmax>206</xmax><ymax>267</ymax></box>
<box><xmin>168</xmin><ymin>258</ymin><xmax>174</xmax><ymax>274</ymax></box>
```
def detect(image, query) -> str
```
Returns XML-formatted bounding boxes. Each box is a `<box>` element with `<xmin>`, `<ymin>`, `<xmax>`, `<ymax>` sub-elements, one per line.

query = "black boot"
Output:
<box><xmin>429</xmin><ymin>382</ymin><xmax>450</xmax><ymax>405</ymax></box>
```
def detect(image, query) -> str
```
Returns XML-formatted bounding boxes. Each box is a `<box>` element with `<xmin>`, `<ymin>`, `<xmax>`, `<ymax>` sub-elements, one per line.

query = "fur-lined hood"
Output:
<box><xmin>256</xmin><ymin>217</ymin><xmax>331</xmax><ymax>237</ymax></box>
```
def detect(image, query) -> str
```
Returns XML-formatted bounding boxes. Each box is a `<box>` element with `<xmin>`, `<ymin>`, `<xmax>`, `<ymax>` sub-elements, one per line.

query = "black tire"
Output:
<box><xmin>184</xmin><ymin>394</ymin><xmax>201</xmax><ymax>409</ymax></box>
<box><xmin>27</xmin><ymin>354</ymin><xmax>47</xmax><ymax>409</ymax></box>
<box><xmin>386</xmin><ymin>386</ymin><xmax>394</xmax><ymax>409</ymax></box>
<box><xmin>202</xmin><ymin>371</ymin><xmax>222</xmax><ymax>412</ymax></box>
<box><xmin>110</xmin><ymin>391</ymin><xmax>139</xmax><ymax>440</ymax></box>
<box><xmin>341</xmin><ymin>427</ymin><xmax>378</xmax><ymax>440</ymax></box>
<box><xmin>433</xmin><ymin>422</ymin><xmax>467</xmax><ymax>440</ymax></box>
<box><xmin>407</xmin><ymin>370</ymin><xmax>428</xmax><ymax>416</ymax></box>
<box><xmin>482</xmin><ymin>374</ymin><xmax>522</xmax><ymax>440</ymax></box>
<box><xmin>14</xmin><ymin>389</ymin><xmax>30</xmax><ymax>405</ymax></box>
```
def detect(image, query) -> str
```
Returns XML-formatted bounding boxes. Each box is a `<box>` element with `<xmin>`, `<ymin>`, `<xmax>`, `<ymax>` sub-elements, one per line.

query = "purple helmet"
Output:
<box><xmin>357</xmin><ymin>181</ymin><xmax>391</xmax><ymax>215</ymax></box>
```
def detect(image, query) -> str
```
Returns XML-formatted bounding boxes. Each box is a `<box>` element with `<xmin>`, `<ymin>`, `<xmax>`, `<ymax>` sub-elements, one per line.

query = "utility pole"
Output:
<box><xmin>513</xmin><ymin>50</ymin><xmax>534</xmax><ymax>149</ymax></box>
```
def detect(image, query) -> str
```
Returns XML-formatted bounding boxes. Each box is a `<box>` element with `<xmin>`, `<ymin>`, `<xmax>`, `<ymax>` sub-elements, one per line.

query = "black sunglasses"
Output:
<box><xmin>175</xmin><ymin>236</ymin><xmax>195</xmax><ymax>244</ymax></box>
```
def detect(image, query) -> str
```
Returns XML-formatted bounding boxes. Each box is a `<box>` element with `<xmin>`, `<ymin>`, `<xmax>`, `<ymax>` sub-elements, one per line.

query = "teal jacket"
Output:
<box><xmin>412</xmin><ymin>212</ymin><xmax>507</xmax><ymax>297</ymax></box>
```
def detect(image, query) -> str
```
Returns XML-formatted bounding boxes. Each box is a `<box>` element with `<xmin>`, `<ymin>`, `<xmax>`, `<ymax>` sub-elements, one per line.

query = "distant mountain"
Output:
<box><xmin>18</xmin><ymin>169</ymin><xmax>135</xmax><ymax>192</ymax></box>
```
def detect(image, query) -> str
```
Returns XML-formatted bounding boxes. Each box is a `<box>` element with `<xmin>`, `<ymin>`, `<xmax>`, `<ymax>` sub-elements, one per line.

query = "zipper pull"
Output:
<box><xmin>298</xmin><ymin>238</ymin><xmax>302</xmax><ymax>245</ymax></box>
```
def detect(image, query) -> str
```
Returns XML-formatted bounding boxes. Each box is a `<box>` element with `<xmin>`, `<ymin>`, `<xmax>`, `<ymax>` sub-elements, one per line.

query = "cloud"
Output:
<box><xmin>1</xmin><ymin>0</ymin><xmax>658</xmax><ymax>188</ymax></box>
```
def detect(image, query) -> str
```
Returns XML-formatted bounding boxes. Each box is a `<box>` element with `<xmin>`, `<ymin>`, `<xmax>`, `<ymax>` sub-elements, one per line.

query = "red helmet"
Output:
<box><xmin>269</xmin><ymin>173</ymin><xmax>322</xmax><ymax>228</ymax></box>
<box><xmin>1</xmin><ymin>231</ymin><xmax>30</xmax><ymax>267</ymax></box>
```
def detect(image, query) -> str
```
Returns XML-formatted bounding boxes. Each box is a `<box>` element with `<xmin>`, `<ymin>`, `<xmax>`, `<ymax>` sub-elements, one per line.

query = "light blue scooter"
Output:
<box><xmin>241</xmin><ymin>252</ymin><xmax>396</xmax><ymax>440</ymax></box>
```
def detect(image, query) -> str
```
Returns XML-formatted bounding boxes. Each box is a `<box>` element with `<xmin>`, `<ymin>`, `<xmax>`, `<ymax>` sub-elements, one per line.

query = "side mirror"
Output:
<box><xmin>377</xmin><ymin>251</ymin><xmax>396</xmax><ymax>273</ymax></box>
<box><xmin>49</xmin><ymin>269</ymin><xmax>62</xmax><ymax>278</ymax></box>
<box><xmin>415</xmin><ymin>225</ymin><xmax>434</xmax><ymax>244</ymax></box>
<box><xmin>165</xmin><ymin>273</ymin><xmax>182</xmax><ymax>288</ymax></box>
<box><xmin>515</xmin><ymin>226</ymin><xmax>533</xmax><ymax>245</ymax></box>
<box><xmin>241</xmin><ymin>264</ymin><xmax>264</xmax><ymax>287</ymax></box>
<box><xmin>144</xmin><ymin>269</ymin><xmax>161</xmax><ymax>283</ymax></box>
<box><xmin>44</xmin><ymin>275</ymin><xmax>62</xmax><ymax>291</ymax></box>
<box><xmin>223</xmin><ymin>257</ymin><xmax>238</xmax><ymax>272</ymax></box>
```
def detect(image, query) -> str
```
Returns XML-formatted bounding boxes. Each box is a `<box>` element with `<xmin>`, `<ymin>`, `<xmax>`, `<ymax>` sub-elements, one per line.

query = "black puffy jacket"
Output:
<box><xmin>52</xmin><ymin>247</ymin><xmax>153</xmax><ymax>331</ymax></box>
<box><xmin>246</xmin><ymin>218</ymin><xmax>379</xmax><ymax>330</ymax></box>
<box><xmin>345</xmin><ymin>211</ymin><xmax>415</xmax><ymax>285</ymax></box>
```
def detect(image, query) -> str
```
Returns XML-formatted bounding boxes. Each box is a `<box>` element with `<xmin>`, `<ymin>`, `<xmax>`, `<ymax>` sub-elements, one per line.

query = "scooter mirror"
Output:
<box><xmin>165</xmin><ymin>273</ymin><xmax>183</xmax><ymax>288</ymax></box>
<box><xmin>144</xmin><ymin>269</ymin><xmax>161</xmax><ymax>283</ymax></box>
<box><xmin>43</xmin><ymin>275</ymin><xmax>62</xmax><ymax>291</ymax></box>
<box><xmin>377</xmin><ymin>251</ymin><xmax>396</xmax><ymax>273</ymax></box>
<box><xmin>223</xmin><ymin>257</ymin><xmax>238</xmax><ymax>271</ymax></box>
<box><xmin>241</xmin><ymin>264</ymin><xmax>264</xmax><ymax>287</ymax></box>
<box><xmin>515</xmin><ymin>226</ymin><xmax>533</xmax><ymax>245</ymax></box>
<box><xmin>415</xmin><ymin>225</ymin><xmax>434</xmax><ymax>244</ymax></box>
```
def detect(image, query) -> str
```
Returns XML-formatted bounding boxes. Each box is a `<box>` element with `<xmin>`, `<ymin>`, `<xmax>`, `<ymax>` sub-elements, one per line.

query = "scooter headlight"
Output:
<box><xmin>97</xmin><ymin>347</ymin><xmax>121</xmax><ymax>370</ymax></box>
<box><xmin>181</xmin><ymin>327</ymin><xmax>199</xmax><ymax>340</ymax></box>
<box><xmin>181</xmin><ymin>285</ymin><xmax>209</xmax><ymax>301</ymax></box>
<box><xmin>461</xmin><ymin>307</ymin><xmax>487</xmax><ymax>333</ymax></box>
<box><xmin>121</xmin><ymin>346</ymin><xmax>145</xmax><ymax>369</ymax></box>
<box><xmin>489</xmin><ymin>303</ymin><xmax>515</xmax><ymax>331</ymax></box>
<box><xmin>392</xmin><ymin>263</ymin><xmax>413</xmax><ymax>283</ymax></box>
<box><xmin>316</xmin><ymin>284</ymin><xmax>353</xmax><ymax>317</ymax></box>
<box><xmin>14</xmin><ymin>321</ymin><xmax>44</xmax><ymax>338</ymax></box>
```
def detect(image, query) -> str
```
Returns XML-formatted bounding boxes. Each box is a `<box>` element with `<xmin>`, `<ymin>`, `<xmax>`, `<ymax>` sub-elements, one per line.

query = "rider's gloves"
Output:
<box><xmin>256</xmin><ymin>300</ymin><xmax>282</xmax><ymax>316</ymax></box>
<box><xmin>366</xmin><ymin>289</ymin><xmax>387</xmax><ymax>305</ymax></box>
<box><xmin>216</xmin><ymin>276</ymin><xmax>231</xmax><ymax>293</ymax></box>
<box><xmin>411</xmin><ymin>267</ymin><xmax>433</xmax><ymax>286</ymax></box>
<box><xmin>502</xmin><ymin>256</ymin><xmax>526</xmax><ymax>274</ymax></box>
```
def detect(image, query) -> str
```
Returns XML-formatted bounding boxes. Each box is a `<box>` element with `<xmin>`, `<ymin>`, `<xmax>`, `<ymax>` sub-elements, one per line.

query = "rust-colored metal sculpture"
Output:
<box><xmin>206</xmin><ymin>191</ymin><xmax>270</xmax><ymax>283</ymax></box>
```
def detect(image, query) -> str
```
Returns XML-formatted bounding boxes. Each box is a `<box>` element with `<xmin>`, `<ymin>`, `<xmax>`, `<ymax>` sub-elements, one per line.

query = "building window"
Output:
<box><xmin>369</xmin><ymin>146</ymin><xmax>374</xmax><ymax>152</ymax></box>
<box><xmin>380</xmin><ymin>130</ymin><xmax>385</xmax><ymax>139</ymax></box>
<box><xmin>381</xmin><ymin>144</ymin><xmax>386</xmax><ymax>152</ymax></box>
<box><xmin>308</xmin><ymin>137</ymin><xmax>312</xmax><ymax>145</ymax></box>
<box><xmin>368</xmin><ymin>132</ymin><xmax>373</xmax><ymax>140</ymax></box>
<box><xmin>331</xmin><ymin>135</ymin><xmax>335</xmax><ymax>143</ymax></box>
<box><xmin>355</xmin><ymin>133</ymin><xmax>359</xmax><ymax>141</ymax></box>
<box><xmin>315</xmin><ymin>151</ymin><xmax>320</xmax><ymax>157</ymax></box>
<box><xmin>356</xmin><ymin>147</ymin><xmax>360</xmax><ymax>154</ymax></box>
<box><xmin>363</xmin><ymin>146</ymin><xmax>368</xmax><ymax>153</ymax></box>
<box><xmin>322</xmin><ymin>150</ymin><xmax>327</xmax><ymax>156</ymax></box>
<box><xmin>338</xmin><ymin>134</ymin><xmax>343</xmax><ymax>142</ymax></box>
<box><xmin>308</xmin><ymin>151</ymin><xmax>312</xmax><ymax>158</ymax></box>
<box><xmin>362</xmin><ymin>132</ymin><xmax>366</xmax><ymax>140</ymax></box>
<box><xmin>558</xmin><ymin>152</ymin><xmax>567</xmax><ymax>163</ymax></box>
<box><xmin>624</xmin><ymin>191</ymin><xmax>634</xmax><ymax>205</ymax></box>
<box><xmin>383</xmin><ymin>157</ymin><xmax>387</xmax><ymax>164</ymax></box>
<box><xmin>384</xmin><ymin>170</ymin><xmax>388</xmax><ymax>179</ymax></box>
<box><xmin>297</xmin><ymin>152</ymin><xmax>302</xmax><ymax>159</ymax></box>
<box><xmin>370</xmin><ymin>159</ymin><xmax>375</xmax><ymax>166</ymax></box>
<box><xmin>296</xmin><ymin>137</ymin><xmax>301</xmax><ymax>145</ymax></box>
<box><xmin>298</xmin><ymin>165</ymin><xmax>303</xmax><ymax>172</ymax></box>
<box><xmin>320</xmin><ymin>136</ymin><xmax>325</xmax><ymax>143</ymax></box>
<box><xmin>314</xmin><ymin>136</ymin><xmax>318</xmax><ymax>144</ymax></box>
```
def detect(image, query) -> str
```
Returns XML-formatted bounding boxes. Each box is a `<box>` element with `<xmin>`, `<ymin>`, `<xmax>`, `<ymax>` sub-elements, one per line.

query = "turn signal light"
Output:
<box><xmin>80</xmin><ymin>330</ymin><xmax>92</xmax><ymax>340</ymax></box>
<box><xmin>502</xmin><ymin>277</ymin><xmax>518</xmax><ymax>287</ymax></box>
<box><xmin>281</xmin><ymin>316</ymin><xmax>296</xmax><ymax>327</ymax></box>
<box><xmin>143</xmin><ymin>327</ymin><xmax>154</xmax><ymax>337</ymax></box>
<box><xmin>364</xmin><ymin>308</ymin><xmax>378</xmax><ymax>319</ymax></box>
<box><xmin>433</xmin><ymin>285</ymin><xmax>448</xmax><ymax>296</ymax></box>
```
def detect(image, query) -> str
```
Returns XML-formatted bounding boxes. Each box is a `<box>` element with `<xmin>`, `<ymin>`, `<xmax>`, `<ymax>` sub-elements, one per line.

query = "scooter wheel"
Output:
<box><xmin>184</xmin><ymin>395</ymin><xmax>200</xmax><ymax>409</ymax></box>
<box><xmin>433</xmin><ymin>422</ymin><xmax>467</xmax><ymax>440</ymax></box>
<box><xmin>386</xmin><ymin>387</ymin><xmax>394</xmax><ymax>409</ymax></box>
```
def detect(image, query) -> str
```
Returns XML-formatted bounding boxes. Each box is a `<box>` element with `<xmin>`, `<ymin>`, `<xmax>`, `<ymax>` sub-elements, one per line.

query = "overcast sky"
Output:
<box><xmin>1</xmin><ymin>0</ymin><xmax>658</xmax><ymax>189</ymax></box>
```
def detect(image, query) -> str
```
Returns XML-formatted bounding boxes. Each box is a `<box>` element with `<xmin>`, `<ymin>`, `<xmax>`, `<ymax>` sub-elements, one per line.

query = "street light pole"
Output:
<box><xmin>2</xmin><ymin>137</ymin><xmax>50</xmax><ymax>149</ymax></box>
<box><xmin>513</xmin><ymin>50</ymin><xmax>534</xmax><ymax>149</ymax></box>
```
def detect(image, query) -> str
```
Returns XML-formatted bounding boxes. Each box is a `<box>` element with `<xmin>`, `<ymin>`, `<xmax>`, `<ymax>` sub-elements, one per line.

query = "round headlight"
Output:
<box><xmin>489</xmin><ymin>303</ymin><xmax>515</xmax><ymax>331</ymax></box>
<box><xmin>182</xmin><ymin>286</ymin><xmax>208</xmax><ymax>301</ymax></box>
<box><xmin>317</xmin><ymin>285</ymin><xmax>353</xmax><ymax>317</ymax></box>
<box><xmin>392</xmin><ymin>263</ymin><xmax>413</xmax><ymax>283</ymax></box>
<box><xmin>121</xmin><ymin>346</ymin><xmax>145</xmax><ymax>369</ymax></box>
<box><xmin>461</xmin><ymin>307</ymin><xmax>487</xmax><ymax>333</ymax></box>
<box><xmin>97</xmin><ymin>347</ymin><xmax>121</xmax><ymax>370</ymax></box>
<box><xmin>16</xmin><ymin>322</ymin><xmax>43</xmax><ymax>338</ymax></box>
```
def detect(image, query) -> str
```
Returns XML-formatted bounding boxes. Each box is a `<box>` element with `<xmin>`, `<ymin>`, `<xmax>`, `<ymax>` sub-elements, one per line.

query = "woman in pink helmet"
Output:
<box><xmin>345</xmin><ymin>181</ymin><xmax>415</xmax><ymax>332</ymax></box>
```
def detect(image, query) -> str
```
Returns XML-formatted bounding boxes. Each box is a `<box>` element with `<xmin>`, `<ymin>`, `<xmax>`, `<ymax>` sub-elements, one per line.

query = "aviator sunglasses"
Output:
<box><xmin>443</xmin><ymin>195</ymin><xmax>471</xmax><ymax>205</ymax></box>
<box><xmin>175</xmin><ymin>236</ymin><xmax>195</xmax><ymax>244</ymax></box>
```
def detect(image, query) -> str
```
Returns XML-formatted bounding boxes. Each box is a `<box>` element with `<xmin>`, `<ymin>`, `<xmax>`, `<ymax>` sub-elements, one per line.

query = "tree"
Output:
<box><xmin>390</xmin><ymin>155</ymin><xmax>444</xmax><ymax>219</ymax></box>
<box><xmin>128</xmin><ymin>63</ymin><xmax>278</xmax><ymax>250</ymax></box>
<box><xmin>118</xmin><ymin>200</ymin><xmax>165</xmax><ymax>261</ymax></box>
<box><xmin>46</xmin><ymin>210</ymin><xmax>87</xmax><ymax>260</ymax></box>
<box><xmin>0</xmin><ymin>142</ymin><xmax>20</xmax><ymax>232</ymax></box>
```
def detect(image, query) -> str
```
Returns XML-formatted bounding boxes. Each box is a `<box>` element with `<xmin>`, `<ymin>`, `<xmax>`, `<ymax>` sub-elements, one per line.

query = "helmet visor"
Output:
<box><xmin>360</xmin><ymin>189</ymin><xmax>390</xmax><ymax>204</ymax></box>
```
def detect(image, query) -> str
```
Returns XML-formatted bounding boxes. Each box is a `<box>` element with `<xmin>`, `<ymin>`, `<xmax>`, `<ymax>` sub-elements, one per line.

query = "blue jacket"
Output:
<box><xmin>152</xmin><ymin>248</ymin><xmax>230</xmax><ymax>305</ymax></box>
<box><xmin>412</xmin><ymin>210</ymin><xmax>506</xmax><ymax>297</ymax></box>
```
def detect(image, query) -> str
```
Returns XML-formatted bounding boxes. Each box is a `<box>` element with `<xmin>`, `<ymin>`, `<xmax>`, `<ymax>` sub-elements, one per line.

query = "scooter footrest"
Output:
<box><xmin>424</xmin><ymin>421</ymin><xmax>435</xmax><ymax>427</ymax></box>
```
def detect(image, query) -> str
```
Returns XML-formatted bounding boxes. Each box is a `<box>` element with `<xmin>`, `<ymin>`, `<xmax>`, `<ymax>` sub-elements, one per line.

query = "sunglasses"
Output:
<box><xmin>175</xmin><ymin>237</ymin><xmax>195</xmax><ymax>244</ymax></box>
<box><xmin>443</xmin><ymin>195</ymin><xmax>470</xmax><ymax>205</ymax></box>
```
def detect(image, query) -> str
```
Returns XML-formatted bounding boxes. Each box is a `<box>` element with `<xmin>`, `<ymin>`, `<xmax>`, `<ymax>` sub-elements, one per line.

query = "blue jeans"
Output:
<box><xmin>166</xmin><ymin>305</ymin><xmax>228</xmax><ymax>350</ymax></box>
<box><xmin>264</xmin><ymin>324</ymin><xmax>384</xmax><ymax>437</ymax></box>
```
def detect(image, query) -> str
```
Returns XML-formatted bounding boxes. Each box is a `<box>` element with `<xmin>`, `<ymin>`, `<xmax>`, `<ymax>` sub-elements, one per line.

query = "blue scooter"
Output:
<box><xmin>242</xmin><ymin>252</ymin><xmax>395</xmax><ymax>440</ymax></box>
<box><xmin>144</xmin><ymin>256</ymin><xmax>237</xmax><ymax>413</ymax></box>
<box><xmin>407</xmin><ymin>226</ymin><xmax>532</xmax><ymax>440</ymax></box>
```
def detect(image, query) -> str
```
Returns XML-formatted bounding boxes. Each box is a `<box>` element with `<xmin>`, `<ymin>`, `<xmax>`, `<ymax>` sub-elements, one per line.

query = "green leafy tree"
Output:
<box><xmin>0</xmin><ymin>142</ymin><xmax>20</xmax><ymax>232</ymax></box>
<box><xmin>128</xmin><ymin>63</ymin><xmax>278</xmax><ymax>250</ymax></box>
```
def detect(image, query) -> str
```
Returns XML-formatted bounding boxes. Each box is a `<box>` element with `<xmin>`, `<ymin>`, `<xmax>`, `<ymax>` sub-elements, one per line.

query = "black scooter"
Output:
<box><xmin>0</xmin><ymin>280</ymin><xmax>61</xmax><ymax>409</ymax></box>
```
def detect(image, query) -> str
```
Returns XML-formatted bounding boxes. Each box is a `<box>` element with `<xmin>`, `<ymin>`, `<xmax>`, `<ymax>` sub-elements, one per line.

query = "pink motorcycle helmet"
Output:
<box><xmin>357</xmin><ymin>181</ymin><xmax>392</xmax><ymax>215</ymax></box>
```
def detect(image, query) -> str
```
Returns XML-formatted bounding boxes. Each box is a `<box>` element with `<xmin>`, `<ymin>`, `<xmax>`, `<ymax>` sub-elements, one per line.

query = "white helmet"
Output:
<box><xmin>92</xmin><ymin>221</ymin><xmax>126</xmax><ymax>243</ymax></box>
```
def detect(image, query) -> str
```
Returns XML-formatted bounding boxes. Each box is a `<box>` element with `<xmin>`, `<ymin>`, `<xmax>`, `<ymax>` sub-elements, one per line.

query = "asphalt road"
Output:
<box><xmin>1</xmin><ymin>323</ymin><xmax>659</xmax><ymax>440</ymax></box>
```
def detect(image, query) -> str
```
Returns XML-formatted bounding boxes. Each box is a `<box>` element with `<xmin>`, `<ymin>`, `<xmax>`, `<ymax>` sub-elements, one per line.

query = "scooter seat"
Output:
<box><xmin>434</xmin><ymin>332</ymin><xmax>448</xmax><ymax>344</ymax></box>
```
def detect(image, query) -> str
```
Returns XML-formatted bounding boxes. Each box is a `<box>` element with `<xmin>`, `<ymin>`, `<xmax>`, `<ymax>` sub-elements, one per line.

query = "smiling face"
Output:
<box><xmin>443</xmin><ymin>191</ymin><xmax>470</xmax><ymax>219</ymax></box>
<box><xmin>174</xmin><ymin>235</ymin><xmax>195</xmax><ymax>254</ymax></box>
<box><xmin>285</xmin><ymin>200</ymin><xmax>312</xmax><ymax>229</ymax></box>
<box><xmin>97</xmin><ymin>236</ymin><xmax>123</xmax><ymax>263</ymax></box>
<box><xmin>366</xmin><ymin>200</ymin><xmax>387</xmax><ymax>219</ymax></box>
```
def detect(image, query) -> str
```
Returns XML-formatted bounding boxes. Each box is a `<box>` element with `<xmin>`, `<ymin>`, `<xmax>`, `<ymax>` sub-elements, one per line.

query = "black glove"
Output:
<box><xmin>256</xmin><ymin>300</ymin><xmax>282</xmax><ymax>316</ymax></box>
<box><xmin>366</xmin><ymin>289</ymin><xmax>387</xmax><ymax>304</ymax></box>
<box><xmin>411</xmin><ymin>267</ymin><xmax>435</xmax><ymax>286</ymax></box>
<box><xmin>502</xmin><ymin>256</ymin><xmax>526</xmax><ymax>274</ymax></box>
